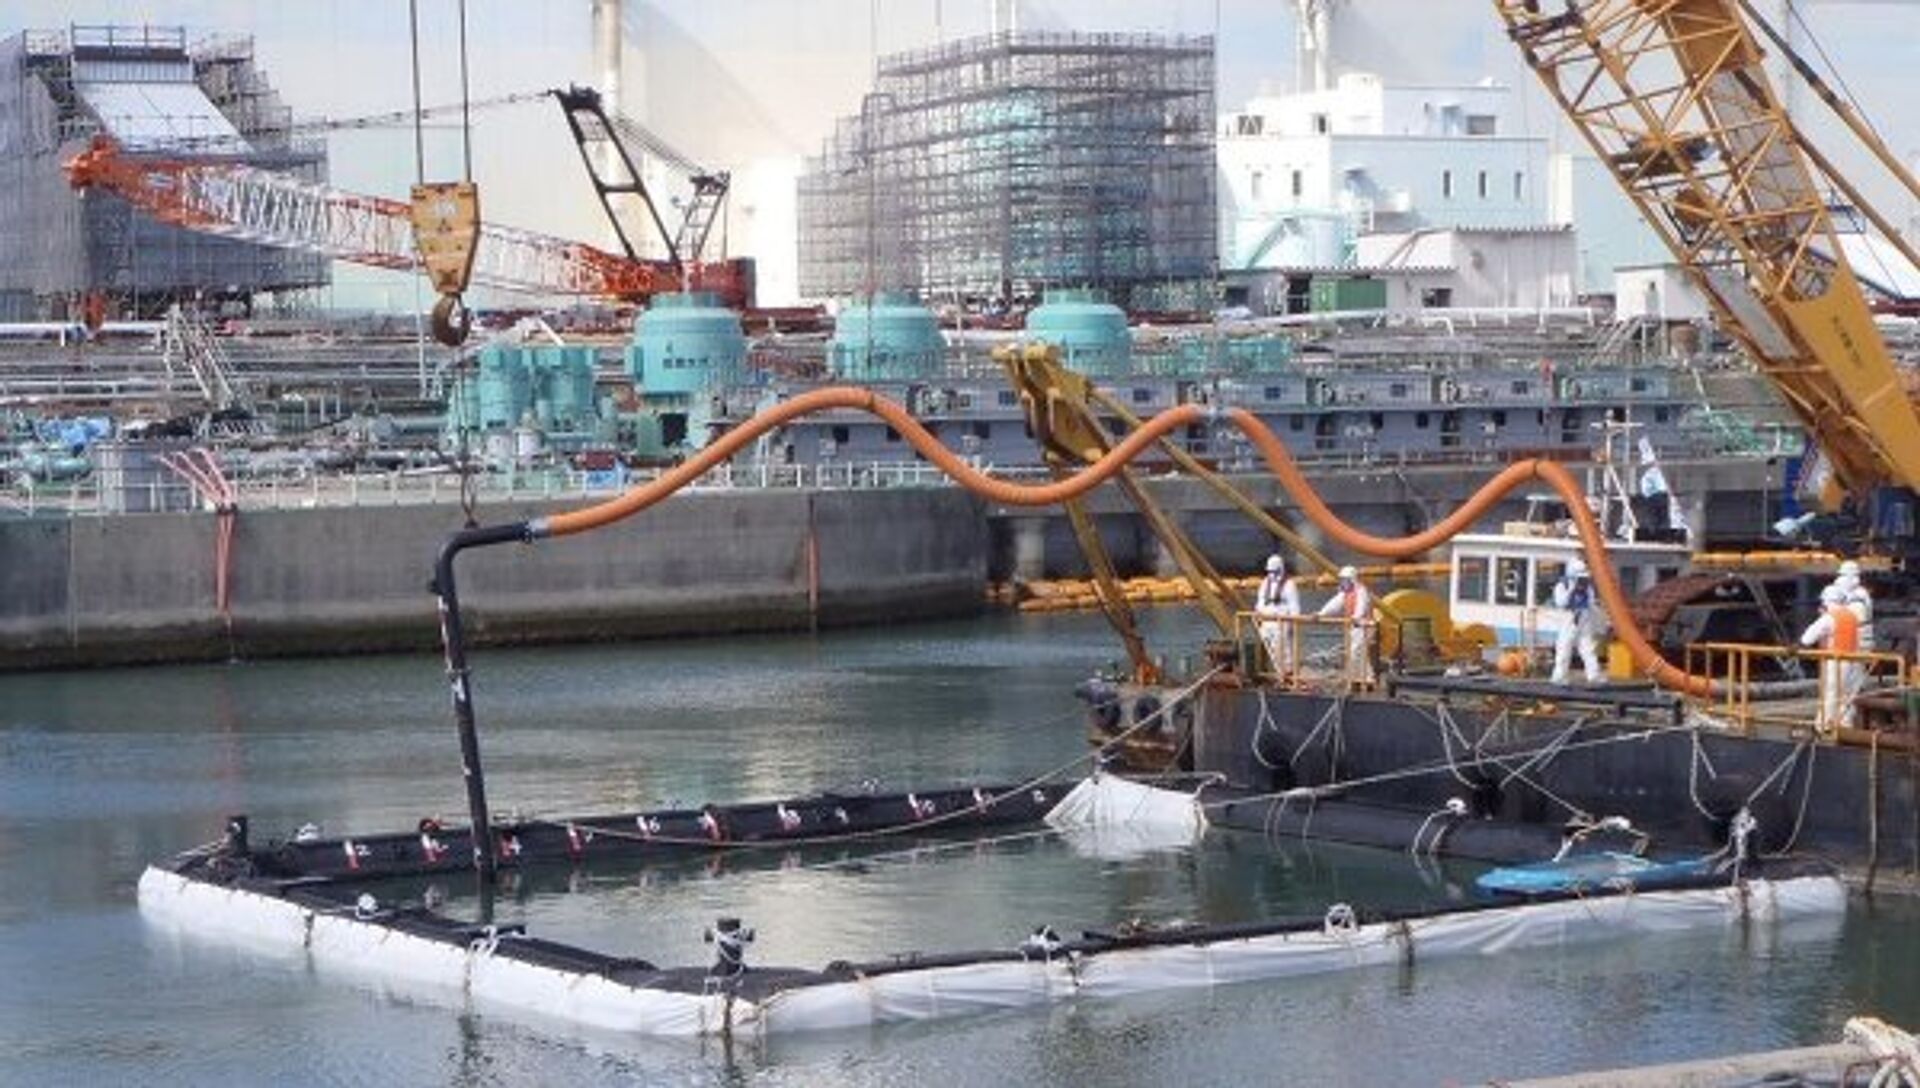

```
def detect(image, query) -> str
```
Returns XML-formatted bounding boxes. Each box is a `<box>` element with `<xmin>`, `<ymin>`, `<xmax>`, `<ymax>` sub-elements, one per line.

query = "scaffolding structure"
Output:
<box><xmin>797</xmin><ymin>31</ymin><xmax>1216</xmax><ymax>308</ymax></box>
<box><xmin>0</xmin><ymin>26</ymin><xmax>328</xmax><ymax>321</ymax></box>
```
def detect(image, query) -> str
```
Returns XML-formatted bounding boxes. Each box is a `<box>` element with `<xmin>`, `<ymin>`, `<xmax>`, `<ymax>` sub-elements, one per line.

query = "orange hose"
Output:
<box><xmin>538</xmin><ymin>388</ymin><xmax>1710</xmax><ymax>696</ymax></box>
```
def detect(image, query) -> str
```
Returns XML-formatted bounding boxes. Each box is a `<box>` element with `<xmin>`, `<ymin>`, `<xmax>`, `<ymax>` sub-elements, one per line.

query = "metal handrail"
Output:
<box><xmin>1684</xmin><ymin>640</ymin><xmax>1911</xmax><ymax>736</ymax></box>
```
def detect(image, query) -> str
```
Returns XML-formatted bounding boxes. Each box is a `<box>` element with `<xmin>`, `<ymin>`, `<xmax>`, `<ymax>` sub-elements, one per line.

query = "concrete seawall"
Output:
<box><xmin>0</xmin><ymin>488</ymin><xmax>989</xmax><ymax>669</ymax></box>
<box><xmin>0</xmin><ymin>457</ymin><xmax>1782</xmax><ymax>669</ymax></box>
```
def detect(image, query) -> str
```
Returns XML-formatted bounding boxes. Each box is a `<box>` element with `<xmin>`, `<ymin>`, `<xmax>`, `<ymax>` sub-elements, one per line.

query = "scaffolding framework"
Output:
<box><xmin>798</xmin><ymin>31</ymin><xmax>1216</xmax><ymax>307</ymax></box>
<box><xmin>0</xmin><ymin>25</ymin><xmax>328</xmax><ymax>321</ymax></box>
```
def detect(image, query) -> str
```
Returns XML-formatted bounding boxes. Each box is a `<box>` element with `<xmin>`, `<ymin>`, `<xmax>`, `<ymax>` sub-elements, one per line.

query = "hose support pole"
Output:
<box><xmin>432</xmin><ymin>519</ymin><xmax>541</xmax><ymax>888</ymax></box>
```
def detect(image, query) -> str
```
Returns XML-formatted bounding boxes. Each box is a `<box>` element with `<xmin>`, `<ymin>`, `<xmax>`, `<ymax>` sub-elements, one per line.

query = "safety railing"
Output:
<box><xmin>3</xmin><ymin>460</ymin><xmax>1055</xmax><ymax>517</ymax></box>
<box><xmin>1235</xmin><ymin>610</ymin><xmax>1385</xmax><ymax>694</ymax></box>
<box><xmin>1684</xmin><ymin>641</ymin><xmax>1913</xmax><ymax>737</ymax></box>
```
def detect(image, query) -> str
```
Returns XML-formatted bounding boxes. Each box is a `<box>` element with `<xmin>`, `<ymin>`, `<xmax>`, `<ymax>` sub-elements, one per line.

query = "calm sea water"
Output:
<box><xmin>2</xmin><ymin>610</ymin><xmax>1915</xmax><ymax>1086</ymax></box>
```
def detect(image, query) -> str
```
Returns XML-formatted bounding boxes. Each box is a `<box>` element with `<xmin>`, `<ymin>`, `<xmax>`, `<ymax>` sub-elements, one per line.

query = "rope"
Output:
<box><xmin>527</xmin><ymin>667</ymin><xmax>1223</xmax><ymax>853</ymax></box>
<box><xmin>1205</xmin><ymin>715</ymin><xmax>1714</xmax><ymax>814</ymax></box>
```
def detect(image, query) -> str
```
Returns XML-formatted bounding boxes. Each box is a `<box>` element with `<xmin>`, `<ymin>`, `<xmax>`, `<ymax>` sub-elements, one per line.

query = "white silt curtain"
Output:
<box><xmin>1043</xmin><ymin>774</ymin><xmax>1207</xmax><ymax>859</ymax></box>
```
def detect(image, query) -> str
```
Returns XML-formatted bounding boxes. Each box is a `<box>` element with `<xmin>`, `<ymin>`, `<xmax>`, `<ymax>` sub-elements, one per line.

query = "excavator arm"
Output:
<box><xmin>1494</xmin><ymin>0</ymin><xmax>1920</xmax><ymax>506</ymax></box>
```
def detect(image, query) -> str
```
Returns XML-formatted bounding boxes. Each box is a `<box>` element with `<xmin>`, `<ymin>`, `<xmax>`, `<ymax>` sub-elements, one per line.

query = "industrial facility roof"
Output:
<box><xmin>77</xmin><ymin>78</ymin><xmax>248</xmax><ymax>153</ymax></box>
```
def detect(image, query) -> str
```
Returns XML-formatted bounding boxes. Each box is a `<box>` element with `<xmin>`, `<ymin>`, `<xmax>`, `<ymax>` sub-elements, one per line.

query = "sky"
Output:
<box><xmin>10</xmin><ymin>0</ymin><xmax>1919</xmax><ymax>308</ymax></box>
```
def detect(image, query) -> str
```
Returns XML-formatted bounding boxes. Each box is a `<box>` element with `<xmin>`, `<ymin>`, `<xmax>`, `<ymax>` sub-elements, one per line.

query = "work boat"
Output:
<box><xmin>1076</xmin><ymin>440</ymin><xmax>1914</xmax><ymax>879</ymax></box>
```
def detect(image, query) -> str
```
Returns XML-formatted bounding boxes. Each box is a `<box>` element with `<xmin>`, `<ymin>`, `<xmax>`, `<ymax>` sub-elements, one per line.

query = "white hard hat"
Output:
<box><xmin>1338</xmin><ymin>565</ymin><xmax>1358</xmax><ymax>581</ymax></box>
<box><xmin>1838</xmin><ymin>560</ymin><xmax>1861</xmax><ymax>579</ymax></box>
<box><xmin>1567</xmin><ymin>558</ymin><xmax>1589</xmax><ymax>578</ymax></box>
<box><xmin>1265</xmin><ymin>554</ymin><xmax>1285</xmax><ymax>574</ymax></box>
<box><xmin>1820</xmin><ymin>584</ymin><xmax>1846</xmax><ymax>606</ymax></box>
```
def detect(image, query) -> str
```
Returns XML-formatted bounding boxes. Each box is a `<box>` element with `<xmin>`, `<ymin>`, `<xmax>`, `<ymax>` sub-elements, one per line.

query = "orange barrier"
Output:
<box><xmin>535</xmin><ymin>388</ymin><xmax>1710</xmax><ymax>696</ymax></box>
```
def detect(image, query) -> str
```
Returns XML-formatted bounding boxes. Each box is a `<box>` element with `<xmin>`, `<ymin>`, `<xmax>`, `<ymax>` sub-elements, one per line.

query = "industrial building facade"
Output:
<box><xmin>797</xmin><ymin>31</ymin><xmax>1216</xmax><ymax>308</ymax></box>
<box><xmin>0</xmin><ymin>26</ymin><xmax>328</xmax><ymax>321</ymax></box>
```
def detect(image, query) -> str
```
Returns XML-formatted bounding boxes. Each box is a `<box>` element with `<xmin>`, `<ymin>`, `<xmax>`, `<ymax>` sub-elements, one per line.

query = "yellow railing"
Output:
<box><xmin>1683</xmin><ymin>641</ymin><xmax>1912</xmax><ymax>737</ymax></box>
<box><xmin>1235</xmin><ymin>610</ymin><xmax>1386</xmax><ymax>693</ymax></box>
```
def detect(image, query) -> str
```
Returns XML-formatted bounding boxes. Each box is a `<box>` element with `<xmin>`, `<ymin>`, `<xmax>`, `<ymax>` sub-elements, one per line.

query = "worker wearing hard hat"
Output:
<box><xmin>1316</xmin><ymin>565</ymin><xmax>1375</xmax><ymax>686</ymax></box>
<box><xmin>1254</xmin><ymin>554</ymin><xmax>1301</xmax><ymax>679</ymax></box>
<box><xmin>1800</xmin><ymin>582</ymin><xmax>1862</xmax><ymax>733</ymax></box>
<box><xmin>1550</xmin><ymin>558</ymin><xmax>1607</xmax><ymax>686</ymax></box>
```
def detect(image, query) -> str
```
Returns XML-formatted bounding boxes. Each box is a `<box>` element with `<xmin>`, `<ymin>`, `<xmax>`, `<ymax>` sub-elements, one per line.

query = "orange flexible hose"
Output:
<box><xmin>538</xmin><ymin>388</ymin><xmax>1710</xmax><ymax>696</ymax></box>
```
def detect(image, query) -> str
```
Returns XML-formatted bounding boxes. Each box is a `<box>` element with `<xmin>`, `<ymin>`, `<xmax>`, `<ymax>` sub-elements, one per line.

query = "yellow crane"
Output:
<box><xmin>1494</xmin><ymin>0</ymin><xmax>1920</xmax><ymax>520</ymax></box>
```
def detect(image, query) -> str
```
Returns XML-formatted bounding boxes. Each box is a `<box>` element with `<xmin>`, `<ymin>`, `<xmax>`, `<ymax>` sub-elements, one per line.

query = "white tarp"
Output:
<box><xmin>1046</xmin><ymin>774</ymin><xmax>1206</xmax><ymax>833</ymax></box>
<box><xmin>140</xmin><ymin>865</ymin><xmax>1845</xmax><ymax>1040</ymax></box>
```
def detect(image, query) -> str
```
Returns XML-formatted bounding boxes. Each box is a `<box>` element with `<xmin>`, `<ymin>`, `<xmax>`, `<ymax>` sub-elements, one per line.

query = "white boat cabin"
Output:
<box><xmin>1450</xmin><ymin>494</ymin><xmax>1690</xmax><ymax>646</ymax></box>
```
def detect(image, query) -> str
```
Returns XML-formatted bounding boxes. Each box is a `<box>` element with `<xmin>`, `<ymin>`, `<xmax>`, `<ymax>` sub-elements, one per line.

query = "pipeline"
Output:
<box><xmin>527</xmin><ymin>388</ymin><xmax>1711</xmax><ymax>697</ymax></box>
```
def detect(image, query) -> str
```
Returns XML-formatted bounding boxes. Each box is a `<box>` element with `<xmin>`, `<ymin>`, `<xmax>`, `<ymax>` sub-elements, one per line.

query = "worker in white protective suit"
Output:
<box><xmin>1832</xmin><ymin>560</ymin><xmax>1875</xmax><ymax>652</ymax></box>
<box><xmin>1550</xmin><ymin>557</ymin><xmax>1607</xmax><ymax>686</ymax></box>
<box><xmin>1317</xmin><ymin>565</ymin><xmax>1375</xmax><ymax>686</ymax></box>
<box><xmin>1800</xmin><ymin>583</ymin><xmax>1862</xmax><ymax>733</ymax></box>
<box><xmin>1254</xmin><ymin>554</ymin><xmax>1301</xmax><ymax>679</ymax></box>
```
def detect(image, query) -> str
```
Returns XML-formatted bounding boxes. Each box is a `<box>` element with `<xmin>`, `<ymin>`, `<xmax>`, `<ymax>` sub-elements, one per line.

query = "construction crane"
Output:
<box><xmin>553</xmin><ymin>85</ymin><xmax>730</xmax><ymax>273</ymax></box>
<box><xmin>1493</xmin><ymin>0</ymin><xmax>1920</xmax><ymax>540</ymax></box>
<box><xmin>62</xmin><ymin>136</ymin><xmax>749</xmax><ymax>306</ymax></box>
<box><xmin>163</xmin><ymin>87</ymin><xmax>733</xmax><ymax>272</ymax></box>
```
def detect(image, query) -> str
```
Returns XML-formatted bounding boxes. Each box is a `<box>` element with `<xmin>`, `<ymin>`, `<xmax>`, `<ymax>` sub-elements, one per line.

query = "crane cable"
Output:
<box><xmin>526</xmin><ymin>388</ymin><xmax>1716</xmax><ymax>698</ymax></box>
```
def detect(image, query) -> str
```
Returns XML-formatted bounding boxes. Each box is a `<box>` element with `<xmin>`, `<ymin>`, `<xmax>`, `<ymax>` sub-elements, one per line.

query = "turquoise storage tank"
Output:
<box><xmin>829</xmin><ymin>292</ymin><xmax>946</xmax><ymax>382</ymax></box>
<box><xmin>532</xmin><ymin>345</ymin><xmax>597</xmax><ymax>430</ymax></box>
<box><xmin>445</xmin><ymin>374</ymin><xmax>482</xmax><ymax>433</ymax></box>
<box><xmin>628</xmin><ymin>292</ymin><xmax>747</xmax><ymax>396</ymax></box>
<box><xmin>1024</xmin><ymin>289</ymin><xmax>1131</xmax><ymax>376</ymax></box>
<box><xmin>477</xmin><ymin>346</ymin><xmax>533</xmax><ymax>429</ymax></box>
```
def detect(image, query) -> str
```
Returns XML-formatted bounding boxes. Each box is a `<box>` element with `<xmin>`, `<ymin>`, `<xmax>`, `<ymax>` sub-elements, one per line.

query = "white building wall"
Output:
<box><xmin>731</xmin><ymin>156</ymin><xmax>802</xmax><ymax>307</ymax></box>
<box><xmin>1549</xmin><ymin>152</ymin><xmax>1668</xmax><ymax>296</ymax></box>
<box><xmin>1219</xmin><ymin>74</ymin><xmax>1549</xmax><ymax>271</ymax></box>
<box><xmin>1614</xmin><ymin>265</ymin><xmax>1710</xmax><ymax>322</ymax></box>
<box><xmin>1356</xmin><ymin>228</ymin><xmax>1578</xmax><ymax>310</ymax></box>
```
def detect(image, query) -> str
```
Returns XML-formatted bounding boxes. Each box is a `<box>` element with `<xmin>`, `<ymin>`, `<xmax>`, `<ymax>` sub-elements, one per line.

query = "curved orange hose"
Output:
<box><xmin>539</xmin><ymin>387</ymin><xmax>1709</xmax><ymax>696</ymax></box>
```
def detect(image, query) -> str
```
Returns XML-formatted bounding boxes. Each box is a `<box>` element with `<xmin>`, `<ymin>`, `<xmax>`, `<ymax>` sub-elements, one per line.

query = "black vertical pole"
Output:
<box><xmin>432</xmin><ymin>522</ymin><xmax>533</xmax><ymax>887</ymax></box>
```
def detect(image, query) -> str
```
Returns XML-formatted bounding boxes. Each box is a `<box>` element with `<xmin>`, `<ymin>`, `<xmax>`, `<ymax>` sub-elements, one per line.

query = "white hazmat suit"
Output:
<box><xmin>1550</xmin><ymin>560</ymin><xmax>1607</xmax><ymax>685</ymax></box>
<box><xmin>1317</xmin><ymin>567</ymin><xmax>1375</xmax><ymax>686</ymax></box>
<box><xmin>1254</xmin><ymin>555</ymin><xmax>1301</xmax><ymax>678</ymax></box>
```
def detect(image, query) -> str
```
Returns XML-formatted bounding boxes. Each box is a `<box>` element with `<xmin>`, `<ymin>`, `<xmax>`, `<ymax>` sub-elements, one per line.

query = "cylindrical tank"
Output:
<box><xmin>628</xmin><ymin>292</ymin><xmax>747</xmax><ymax>395</ymax></box>
<box><xmin>1024</xmin><ymin>289</ymin><xmax>1131</xmax><ymax>376</ymax></box>
<box><xmin>828</xmin><ymin>291</ymin><xmax>946</xmax><ymax>382</ymax></box>
<box><xmin>477</xmin><ymin>346</ymin><xmax>532</xmax><ymax>429</ymax></box>
<box><xmin>524</xmin><ymin>345</ymin><xmax>596</xmax><ymax>430</ymax></box>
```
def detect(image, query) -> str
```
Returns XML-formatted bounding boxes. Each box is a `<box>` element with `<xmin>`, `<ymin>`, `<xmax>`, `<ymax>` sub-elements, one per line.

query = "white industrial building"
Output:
<box><xmin>1353</xmin><ymin>226</ymin><xmax>1578</xmax><ymax>311</ymax></box>
<box><xmin>1218</xmin><ymin>73</ymin><xmax>1550</xmax><ymax>271</ymax></box>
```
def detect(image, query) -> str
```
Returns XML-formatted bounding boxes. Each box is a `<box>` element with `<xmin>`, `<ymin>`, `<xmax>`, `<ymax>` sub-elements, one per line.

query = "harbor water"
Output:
<box><xmin>2</xmin><ymin>610</ymin><xmax>1916</xmax><ymax>1086</ymax></box>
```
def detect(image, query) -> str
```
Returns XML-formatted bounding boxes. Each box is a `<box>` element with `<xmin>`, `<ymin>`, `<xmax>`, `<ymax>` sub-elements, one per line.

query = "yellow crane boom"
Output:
<box><xmin>1495</xmin><ymin>0</ymin><xmax>1920</xmax><ymax>505</ymax></box>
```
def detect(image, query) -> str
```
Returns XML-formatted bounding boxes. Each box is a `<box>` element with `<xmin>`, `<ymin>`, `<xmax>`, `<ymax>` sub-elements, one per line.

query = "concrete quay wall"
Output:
<box><xmin>0</xmin><ymin>457</ymin><xmax>1781</xmax><ymax>668</ymax></box>
<box><xmin>0</xmin><ymin>488</ymin><xmax>988</xmax><ymax>669</ymax></box>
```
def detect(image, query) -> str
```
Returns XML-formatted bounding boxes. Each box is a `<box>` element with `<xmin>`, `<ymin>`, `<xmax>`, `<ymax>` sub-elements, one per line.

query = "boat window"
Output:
<box><xmin>1265</xmin><ymin>386</ymin><xmax>1283</xmax><ymax>400</ymax></box>
<box><xmin>1495</xmin><ymin>557</ymin><xmax>1528</xmax><ymax>605</ymax></box>
<box><xmin>1533</xmin><ymin>557</ymin><xmax>1565</xmax><ymax>605</ymax></box>
<box><xmin>831</xmin><ymin>425</ymin><xmax>851</xmax><ymax>445</ymax></box>
<box><xmin>1132</xmin><ymin>388</ymin><xmax>1153</xmax><ymax>404</ymax></box>
<box><xmin>997</xmin><ymin>390</ymin><xmax>1017</xmax><ymax>407</ymax></box>
<box><xmin>884</xmin><ymin>426</ymin><xmax>901</xmax><ymax>443</ymax></box>
<box><xmin>1456</xmin><ymin>555</ymin><xmax>1489</xmax><ymax>602</ymax></box>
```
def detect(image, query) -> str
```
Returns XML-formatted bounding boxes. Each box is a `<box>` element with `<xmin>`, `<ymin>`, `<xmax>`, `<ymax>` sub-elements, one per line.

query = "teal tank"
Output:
<box><xmin>1024</xmin><ymin>289</ymin><xmax>1131</xmax><ymax>376</ymax></box>
<box><xmin>476</xmin><ymin>346</ymin><xmax>533</xmax><ymax>429</ymax></box>
<box><xmin>626</xmin><ymin>292</ymin><xmax>747</xmax><ymax>396</ymax></box>
<box><xmin>829</xmin><ymin>292</ymin><xmax>946</xmax><ymax>382</ymax></box>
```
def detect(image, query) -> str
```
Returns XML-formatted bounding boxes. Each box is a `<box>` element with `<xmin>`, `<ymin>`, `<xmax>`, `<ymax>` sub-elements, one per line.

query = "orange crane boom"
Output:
<box><xmin>1494</xmin><ymin>0</ymin><xmax>1920</xmax><ymax>506</ymax></box>
<box><xmin>62</xmin><ymin>136</ymin><xmax>748</xmax><ymax>306</ymax></box>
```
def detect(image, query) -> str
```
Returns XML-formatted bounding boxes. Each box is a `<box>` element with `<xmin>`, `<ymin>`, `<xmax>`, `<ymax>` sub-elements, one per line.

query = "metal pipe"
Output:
<box><xmin>431</xmin><ymin>519</ymin><xmax>536</xmax><ymax>885</ymax></box>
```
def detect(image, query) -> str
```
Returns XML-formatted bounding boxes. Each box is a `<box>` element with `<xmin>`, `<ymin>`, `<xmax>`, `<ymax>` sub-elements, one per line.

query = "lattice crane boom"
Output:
<box><xmin>63</xmin><ymin>137</ymin><xmax>747</xmax><ymax>304</ymax></box>
<box><xmin>1494</xmin><ymin>0</ymin><xmax>1920</xmax><ymax>503</ymax></box>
